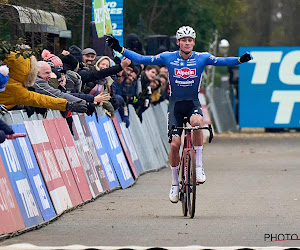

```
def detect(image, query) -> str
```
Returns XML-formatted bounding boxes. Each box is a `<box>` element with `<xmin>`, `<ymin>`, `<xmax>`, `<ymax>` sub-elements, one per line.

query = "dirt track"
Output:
<box><xmin>0</xmin><ymin>132</ymin><xmax>299</xmax><ymax>248</ymax></box>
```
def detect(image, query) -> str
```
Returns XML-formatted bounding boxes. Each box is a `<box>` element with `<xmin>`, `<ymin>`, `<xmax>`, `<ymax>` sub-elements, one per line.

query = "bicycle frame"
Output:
<box><xmin>169</xmin><ymin>122</ymin><xmax>213</xmax><ymax>218</ymax></box>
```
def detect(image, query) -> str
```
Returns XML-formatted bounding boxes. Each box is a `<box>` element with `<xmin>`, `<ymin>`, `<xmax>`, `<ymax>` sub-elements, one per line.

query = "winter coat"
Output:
<box><xmin>0</xmin><ymin>52</ymin><xmax>67</xmax><ymax>111</ymax></box>
<box><xmin>33</xmin><ymin>77</ymin><xmax>84</xmax><ymax>103</ymax></box>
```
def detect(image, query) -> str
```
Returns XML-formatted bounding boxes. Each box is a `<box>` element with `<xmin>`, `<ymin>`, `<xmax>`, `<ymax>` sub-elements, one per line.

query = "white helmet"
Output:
<box><xmin>176</xmin><ymin>26</ymin><xmax>196</xmax><ymax>40</ymax></box>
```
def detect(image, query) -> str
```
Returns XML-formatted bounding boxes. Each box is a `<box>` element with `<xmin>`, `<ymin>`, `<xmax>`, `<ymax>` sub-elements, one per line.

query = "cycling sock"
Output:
<box><xmin>194</xmin><ymin>145</ymin><xmax>203</xmax><ymax>168</ymax></box>
<box><xmin>171</xmin><ymin>165</ymin><xmax>179</xmax><ymax>185</ymax></box>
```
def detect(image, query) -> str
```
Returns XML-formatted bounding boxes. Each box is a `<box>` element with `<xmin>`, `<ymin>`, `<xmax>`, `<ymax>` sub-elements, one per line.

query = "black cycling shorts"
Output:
<box><xmin>167</xmin><ymin>99</ymin><xmax>203</xmax><ymax>142</ymax></box>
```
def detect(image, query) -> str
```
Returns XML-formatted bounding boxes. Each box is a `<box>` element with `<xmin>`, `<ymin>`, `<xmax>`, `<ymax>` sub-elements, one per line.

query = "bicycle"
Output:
<box><xmin>168</xmin><ymin>118</ymin><xmax>213</xmax><ymax>218</ymax></box>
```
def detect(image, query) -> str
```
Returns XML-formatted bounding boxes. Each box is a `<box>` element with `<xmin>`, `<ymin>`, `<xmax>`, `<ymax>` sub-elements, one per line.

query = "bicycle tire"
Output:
<box><xmin>186</xmin><ymin>150</ymin><xmax>196</xmax><ymax>218</ymax></box>
<box><xmin>179</xmin><ymin>158</ymin><xmax>187</xmax><ymax>216</ymax></box>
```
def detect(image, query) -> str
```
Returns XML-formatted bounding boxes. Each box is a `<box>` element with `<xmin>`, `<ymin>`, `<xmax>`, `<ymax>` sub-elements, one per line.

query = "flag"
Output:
<box><xmin>93</xmin><ymin>0</ymin><xmax>113</xmax><ymax>38</ymax></box>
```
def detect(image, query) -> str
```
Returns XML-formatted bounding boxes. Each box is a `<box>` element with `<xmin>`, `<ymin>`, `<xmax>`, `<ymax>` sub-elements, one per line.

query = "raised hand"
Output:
<box><xmin>239</xmin><ymin>52</ymin><xmax>253</xmax><ymax>63</ymax></box>
<box><xmin>106</xmin><ymin>35</ymin><xmax>123</xmax><ymax>53</ymax></box>
<box><xmin>120</xmin><ymin>57</ymin><xmax>131</xmax><ymax>69</ymax></box>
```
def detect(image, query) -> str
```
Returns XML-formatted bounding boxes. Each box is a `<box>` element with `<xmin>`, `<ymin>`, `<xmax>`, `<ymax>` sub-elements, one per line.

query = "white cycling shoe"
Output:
<box><xmin>169</xmin><ymin>185</ymin><xmax>179</xmax><ymax>203</ymax></box>
<box><xmin>196</xmin><ymin>166</ymin><xmax>206</xmax><ymax>184</ymax></box>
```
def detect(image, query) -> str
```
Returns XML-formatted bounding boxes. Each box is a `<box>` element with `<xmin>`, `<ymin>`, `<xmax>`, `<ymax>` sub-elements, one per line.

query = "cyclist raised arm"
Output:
<box><xmin>107</xmin><ymin>26</ymin><xmax>252</xmax><ymax>203</ymax></box>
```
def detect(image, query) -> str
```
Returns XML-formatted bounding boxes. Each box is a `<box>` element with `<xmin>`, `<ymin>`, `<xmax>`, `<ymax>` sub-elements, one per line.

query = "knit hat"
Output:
<box><xmin>41</xmin><ymin>49</ymin><xmax>63</xmax><ymax>68</ymax></box>
<box><xmin>69</xmin><ymin>45</ymin><xmax>83</xmax><ymax>63</ymax></box>
<box><xmin>60</xmin><ymin>54</ymin><xmax>79</xmax><ymax>71</ymax></box>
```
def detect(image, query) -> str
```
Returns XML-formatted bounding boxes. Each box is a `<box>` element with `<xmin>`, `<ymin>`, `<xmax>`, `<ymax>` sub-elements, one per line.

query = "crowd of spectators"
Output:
<box><xmin>0</xmin><ymin>33</ymin><xmax>170</xmax><ymax>141</ymax></box>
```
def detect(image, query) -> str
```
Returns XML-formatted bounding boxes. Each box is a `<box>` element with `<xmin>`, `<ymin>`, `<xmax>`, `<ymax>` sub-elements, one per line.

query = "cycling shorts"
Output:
<box><xmin>167</xmin><ymin>99</ymin><xmax>203</xmax><ymax>142</ymax></box>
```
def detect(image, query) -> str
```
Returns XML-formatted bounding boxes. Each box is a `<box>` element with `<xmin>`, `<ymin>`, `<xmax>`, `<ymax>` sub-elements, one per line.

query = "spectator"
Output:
<box><xmin>82</xmin><ymin>48</ymin><xmax>97</xmax><ymax>66</ymax></box>
<box><xmin>59</xmin><ymin>53</ymin><xmax>82</xmax><ymax>93</ymax></box>
<box><xmin>0</xmin><ymin>52</ymin><xmax>87</xmax><ymax>113</ymax></box>
<box><xmin>140</xmin><ymin>65</ymin><xmax>160</xmax><ymax>92</ymax></box>
<box><xmin>158</xmin><ymin>73</ymin><xmax>169</xmax><ymax>101</ymax></box>
<box><xmin>0</xmin><ymin>65</ymin><xmax>14</xmax><ymax>143</ymax></box>
<box><xmin>68</xmin><ymin>45</ymin><xmax>131</xmax><ymax>85</ymax></box>
<box><xmin>150</xmin><ymin>77</ymin><xmax>161</xmax><ymax>104</ymax></box>
<box><xmin>125</xmin><ymin>33</ymin><xmax>145</xmax><ymax>55</ymax></box>
<box><xmin>41</xmin><ymin>49</ymin><xmax>63</xmax><ymax>69</ymax></box>
<box><xmin>0</xmin><ymin>65</ymin><xmax>9</xmax><ymax>92</ymax></box>
<box><xmin>159</xmin><ymin>65</ymin><xmax>169</xmax><ymax>76</ymax></box>
<box><xmin>0</xmin><ymin>119</ymin><xmax>14</xmax><ymax>143</ymax></box>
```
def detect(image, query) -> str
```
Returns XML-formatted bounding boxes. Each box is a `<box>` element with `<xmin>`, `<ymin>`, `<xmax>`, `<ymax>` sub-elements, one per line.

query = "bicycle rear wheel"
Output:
<box><xmin>186</xmin><ymin>150</ymin><xmax>196</xmax><ymax>218</ymax></box>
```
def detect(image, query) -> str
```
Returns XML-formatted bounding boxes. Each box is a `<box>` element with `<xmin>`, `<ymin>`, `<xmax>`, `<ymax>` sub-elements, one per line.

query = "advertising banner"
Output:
<box><xmin>93</xmin><ymin>0</ymin><xmax>113</xmax><ymax>38</ymax></box>
<box><xmin>43</xmin><ymin>119</ymin><xmax>83</xmax><ymax>206</ymax></box>
<box><xmin>0</xmin><ymin>157</ymin><xmax>25</xmax><ymax>234</ymax></box>
<box><xmin>97</xmin><ymin>115</ymin><xmax>134</xmax><ymax>189</ymax></box>
<box><xmin>72</xmin><ymin>115</ymin><xmax>105</xmax><ymax>197</ymax></box>
<box><xmin>12</xmin><ymin>124</ymin><xmax>56</xmax><ymax>222</ymax></box>
<box><xmin>0</xmin><ymin>139</ymin><xmax>44</xmax><ymax>228</ymax></box>
<box><xmin>24</xmin><ymin>120</ymin><xmax>73</xmax><ymax>215</ymax></box>
<box><xmin>85</xmin><ymin>114</ymin><xmax>120</xmax><ymax>190</ymax></box>
<box><xmin>114</xmin><ymin>111</ymin><xmax>143</xmax><ymax>176</ymax></box>
<box><xmin>92</xmin><ymin>0</ymin><xmax>123</xmax><ymax>46</ymax></box>
<box><xmin>239</xmin><ymin>47</ymin><xmax>300</xmax><ymax>128</ymax></box>
<box><xmin>54</xmin><ymin>118</ymin><xmax>92</xmax><ymax>202</ymax></box>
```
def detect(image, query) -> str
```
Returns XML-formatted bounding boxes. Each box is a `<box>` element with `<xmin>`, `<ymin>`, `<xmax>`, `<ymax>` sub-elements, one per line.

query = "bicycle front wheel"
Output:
<box><xmin>186</xmin><ymin>150</ymin><xmax>196</xmax><ymax>218</ymax></box>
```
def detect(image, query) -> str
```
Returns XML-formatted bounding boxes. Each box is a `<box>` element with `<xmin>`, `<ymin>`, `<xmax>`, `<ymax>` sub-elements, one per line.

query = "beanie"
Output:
<box><xmin>60</xmin><ymin>54</ymin><xmax>79</xmax><ymax>71</ymax></box>
<box><xmin>41</xmin><ymin>49</ymin><xmax>63</xmax><ymax>68</ymax></box>
<box><xmin>69</xmin><ymin>45</ymin><xmax>83</xmax><ymax>63</ymax></box>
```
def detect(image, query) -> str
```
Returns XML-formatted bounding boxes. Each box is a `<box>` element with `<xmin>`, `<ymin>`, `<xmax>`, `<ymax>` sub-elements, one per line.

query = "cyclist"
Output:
<box><xmin>107</xmin><ymin>26</ymin><xmax>253</xmax><ymax>203</ymax></box>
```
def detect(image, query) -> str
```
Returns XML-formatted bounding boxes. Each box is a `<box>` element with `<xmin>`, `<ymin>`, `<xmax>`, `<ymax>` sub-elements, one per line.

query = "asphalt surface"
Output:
<box><xmin>0</xmin><ymin>133</ymin><xmax>299</xmax><ymax>248</ymax></box>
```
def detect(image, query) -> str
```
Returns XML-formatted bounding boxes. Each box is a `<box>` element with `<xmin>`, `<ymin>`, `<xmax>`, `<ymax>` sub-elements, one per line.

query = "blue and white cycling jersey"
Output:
<box><xmin>123</xmin><ymin>49</ymin><xmax>240</xmax><ymax>101</ymax></box>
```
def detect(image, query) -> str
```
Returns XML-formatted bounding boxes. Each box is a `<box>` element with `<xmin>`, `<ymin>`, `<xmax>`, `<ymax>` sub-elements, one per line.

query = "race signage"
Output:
<box><xmin>43</xmin><ymin>119</ymin><xmax>83</xmax><ymax>206</ymax></box>
<box><xmin>72</xmin><ymin>115</ymin><xmax>106</xmax><ymax>197</ymax></box>
<box><xmin>114</xmin><ymin>111</ymin><xmax>143</xmax><ymax>176</ymax></box>
<box><xmin>239</xmin><ymin>47</ymin><xmax>300</xmax><ymax>128</ymax></box>
<box><xmin>92</xmin><ymin>0</ymin><xmax>123</xmax><ymax>46</ymax></box>
<box><xmin>96</xmin><ymin>115</ymin><xmax>134</xmax><ymax>189</ymax></box>
<box><xmin>0</xmin><ymin>137</ymin><xmax>44</xmax><ymax>227</ymax></box>
<box><xmin>12</xmin><ymin>124</ymin><xmax>56</xmax><ymax>222</ymax></box>
<box><xmin>54</xmin><ymin>118</ymin><xmax>92</xmax><ymax>202</ymax></box>
<box><xmin>0</xmin><ymin>157</ymin><xmax>25</xmax><ymax>234</ymax></box>
<box><xmin>85</xmin><ymin>114</ymin><xmax>120</xmax><ymax>189</ymax></box>
<box><xmin>24</xmin><ymin>120</ymin><xmax>73</xmax><ymax>214</ymax></box>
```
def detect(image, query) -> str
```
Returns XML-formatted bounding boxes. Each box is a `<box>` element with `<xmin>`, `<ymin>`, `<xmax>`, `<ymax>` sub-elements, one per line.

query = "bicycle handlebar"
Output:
<box><xmin>168</xmin><ymin>124</ymin><xmax>214</xmax><ymax>143</ymax></box>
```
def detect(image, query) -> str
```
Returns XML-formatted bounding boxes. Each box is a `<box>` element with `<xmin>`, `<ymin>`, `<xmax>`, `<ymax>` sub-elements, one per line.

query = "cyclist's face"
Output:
<box><xmin>177</xmin><ymin>37</ymin><xmax>195</xmax><ymax>53</ymax></box>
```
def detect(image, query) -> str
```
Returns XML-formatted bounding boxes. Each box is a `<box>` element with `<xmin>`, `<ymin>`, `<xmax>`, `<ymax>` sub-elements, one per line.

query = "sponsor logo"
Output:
<box><xmin>175</xmin><ymin>68</ymin><xmax>196</xmax><ymax>79</ymax></box>
<box><xmin>175</xmin><ymin>79</ymin><xmax>194</xmax><ymax>86</ymax></box>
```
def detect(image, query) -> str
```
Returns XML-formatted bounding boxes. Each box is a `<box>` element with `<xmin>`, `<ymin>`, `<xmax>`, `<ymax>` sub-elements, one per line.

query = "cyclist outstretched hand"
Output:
<box><xmin>106</xmin><ymin>35</ymin><xmax>123</xmax><ymax>53</ymax></box>
<box><xmin>239</xmin><ymin>52</ymin><xmax>253</xmax><ymax>63</ymax></box>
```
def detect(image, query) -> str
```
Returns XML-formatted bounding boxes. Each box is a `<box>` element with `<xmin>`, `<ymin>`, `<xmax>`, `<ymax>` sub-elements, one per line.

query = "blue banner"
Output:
<box><xmin>12</xmin><ymin>124</ymin><xmax>56</xmax><ymax>222</ymax></box>
<box><xmin>0</xmin><ymin>135</ymin><xmax>44</xmax><ymax>227</ymax></box>
<box><xmin>85</xmin><ymin>115</ymin><xmax>120</xmax><ymax>189</ymax></box>
<box><xmin>95</xmin><ymin>114</ymin><xmax>134</xmax><ymax>188</ymax></box>
<box><xmin>239</xmin><ymin>47</ymin><xmax>300</xmax><ymax>128</ymax></box>
<box><xmin>92</xmin><ymin>0</ymin><xmax>124</xmax><ymax>46</ymax></box>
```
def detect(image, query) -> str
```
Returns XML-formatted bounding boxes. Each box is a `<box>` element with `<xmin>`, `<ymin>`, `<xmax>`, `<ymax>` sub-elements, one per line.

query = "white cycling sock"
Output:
<box><xmin>194</xmin><ymin>145</ymin><xmax>203</xmax><ymax>168</ymax></box>
<box><xmin>171</xmin><ymin>165</ymin><xmax>179</xmax><ymax>185</ymax></box>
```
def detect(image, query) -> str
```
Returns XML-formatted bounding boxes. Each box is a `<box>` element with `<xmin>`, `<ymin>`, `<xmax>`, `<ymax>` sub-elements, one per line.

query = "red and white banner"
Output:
<box><xmin>54</xmin><ymin>118</ymin><xmax>92</xmax><ymax>202</ymax></box>
<box><xmin>43</xmin><ymin>119</ymin><xmax>83</xmax><ymax>206</ymax></box>
<box><xmin>24</xmin><ymin>120</ymin><xmax>72</xmax><ymax>214</ymax></box>
<box><xmin>0</xmin><ymin>156</ymin><xmax>25</xmax><ymax>234</ymax></box>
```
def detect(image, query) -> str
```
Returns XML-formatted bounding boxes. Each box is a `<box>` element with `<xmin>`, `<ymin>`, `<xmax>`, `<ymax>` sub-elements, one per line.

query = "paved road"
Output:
<box><xmin>0</xmin><ymin>133</ymin><xmax>299</xmax><ymax>248</ymax></box>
